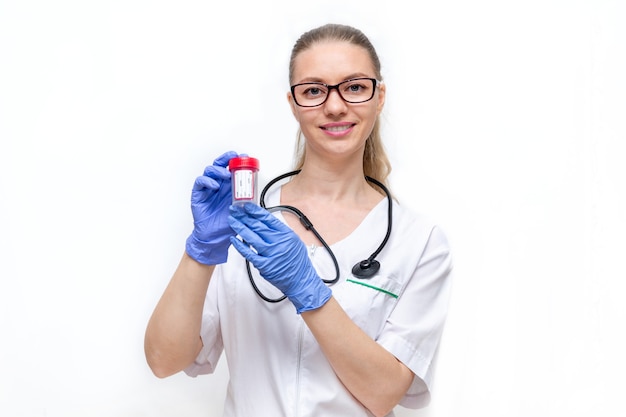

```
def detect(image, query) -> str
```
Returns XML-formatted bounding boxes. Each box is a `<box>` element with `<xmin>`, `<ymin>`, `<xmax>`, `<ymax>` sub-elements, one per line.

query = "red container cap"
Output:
<box><xmin>228</xmin><ymin>156</ymin><xmax>259</xmax><ymax>171</ymax></box>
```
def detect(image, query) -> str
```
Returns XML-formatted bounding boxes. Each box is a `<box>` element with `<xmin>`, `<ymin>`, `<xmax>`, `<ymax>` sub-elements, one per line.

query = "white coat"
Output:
<box><xmin>185</xmin><ymin>186</ymin><xmax>453</xmax><ymax>417</ymax></box>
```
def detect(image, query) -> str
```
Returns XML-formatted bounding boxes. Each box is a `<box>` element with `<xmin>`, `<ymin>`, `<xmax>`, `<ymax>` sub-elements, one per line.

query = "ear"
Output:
<box><xmin>287</xmin><ymin>91</ymin><xmax>300</xmax><ymax>121</ymax></box>
<box><xmin>375</xmin><ymin>82</ymin><xmax>386</xmax><ymax>116</ymax></box>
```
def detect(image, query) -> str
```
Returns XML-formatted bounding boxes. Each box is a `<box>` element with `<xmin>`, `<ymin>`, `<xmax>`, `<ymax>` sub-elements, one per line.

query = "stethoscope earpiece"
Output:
<box><xmin>351</xmin><ymin>259</ymin><xmax>380</xmax><ymax>279</ymax></box>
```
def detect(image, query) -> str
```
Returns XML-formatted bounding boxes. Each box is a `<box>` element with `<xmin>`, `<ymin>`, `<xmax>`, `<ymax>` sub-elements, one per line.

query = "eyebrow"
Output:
<box><xmin>295</xmin><ymin>73</ymin><xmax>373</xmax><ymax>84</ymax></box>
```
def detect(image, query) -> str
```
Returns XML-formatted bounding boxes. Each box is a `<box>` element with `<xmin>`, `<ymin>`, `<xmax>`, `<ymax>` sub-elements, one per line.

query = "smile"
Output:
<box><xmin>321</xmin><ymin>123</ymin><xmax>355</xmax><ymax>134</ymax></box>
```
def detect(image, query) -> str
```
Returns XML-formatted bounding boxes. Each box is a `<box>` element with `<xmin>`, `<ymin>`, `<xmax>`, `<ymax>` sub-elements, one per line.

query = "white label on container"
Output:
<box><xmin>234</xmin><ymin>170</ymin><xmax>255</xmax><ymax>200</ymax></box>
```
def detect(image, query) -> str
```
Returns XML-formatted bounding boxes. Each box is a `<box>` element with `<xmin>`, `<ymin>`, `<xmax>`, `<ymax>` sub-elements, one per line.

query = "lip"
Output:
<box><xmin>320</xmin><ymin>122</ymin><xmax>356</xmax><ymax>137</ymax></box>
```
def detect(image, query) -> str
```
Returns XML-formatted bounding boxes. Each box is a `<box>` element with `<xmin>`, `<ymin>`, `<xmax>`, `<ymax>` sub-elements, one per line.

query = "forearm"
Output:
<box><xmin>144</xmin><ymin>252</ymin><xmax>214</xmax><ymax>378</ymax></box>
<box><xmin>302</xmin><ymin>297</ymin><xmax>414</xmax><ymax>417</ymax></box>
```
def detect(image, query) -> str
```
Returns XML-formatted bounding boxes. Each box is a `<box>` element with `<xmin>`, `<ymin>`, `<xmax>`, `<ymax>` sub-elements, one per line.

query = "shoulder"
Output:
<box><xmin>392</xmin><ymin>200</ymin><xmax>443</xmax><ymax>233</ymax></box>
<box><xmin>390</xmin><ymin>201</ymin><xmax>451</xmax><ymax>254</ymax></box>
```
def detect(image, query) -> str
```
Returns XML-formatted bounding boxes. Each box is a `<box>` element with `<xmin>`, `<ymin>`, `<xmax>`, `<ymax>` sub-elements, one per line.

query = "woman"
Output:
<box><xmin>145</xmin><ymin>23</ymin><xmax>453</xmax><ymax>417</ymax></box>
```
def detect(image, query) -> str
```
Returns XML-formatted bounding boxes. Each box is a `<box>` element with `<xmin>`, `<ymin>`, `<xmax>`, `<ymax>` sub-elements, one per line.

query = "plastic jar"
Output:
<box><xmin>228</xmin><ymin>156</ymin><xmax>260</xmax><ymax>205</ymax></box>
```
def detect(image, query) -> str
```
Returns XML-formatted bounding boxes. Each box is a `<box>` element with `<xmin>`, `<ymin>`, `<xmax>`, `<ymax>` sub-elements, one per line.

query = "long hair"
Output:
<box><xmin>289</xmin><ymin>24</ymin><xmax>392</xmax><ymax>190</ymax></box>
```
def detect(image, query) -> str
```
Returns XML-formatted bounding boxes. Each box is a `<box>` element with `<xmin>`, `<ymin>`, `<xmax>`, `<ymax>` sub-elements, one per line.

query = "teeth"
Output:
<box><xmin>325</xmin><ymin>125</ymin><xmax>351</xmax><ymax>132</ymax></box>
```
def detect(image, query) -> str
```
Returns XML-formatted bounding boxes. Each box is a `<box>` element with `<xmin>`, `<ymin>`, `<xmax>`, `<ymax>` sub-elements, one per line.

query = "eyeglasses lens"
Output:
<box><xmin>292</xmin><ymin>78</ymin><xmax>376</xmax><ymax>107</ymax></box>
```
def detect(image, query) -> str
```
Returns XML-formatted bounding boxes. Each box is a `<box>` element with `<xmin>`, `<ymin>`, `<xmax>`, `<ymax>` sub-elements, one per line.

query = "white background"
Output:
<box><xmin>1</xmin><ymin>0</ymin><xmax>624</xmax><ymax>416</ymax></box>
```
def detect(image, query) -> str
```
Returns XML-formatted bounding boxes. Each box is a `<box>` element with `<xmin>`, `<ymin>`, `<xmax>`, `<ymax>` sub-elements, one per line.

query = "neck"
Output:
<box><xmin>284</xmin><ymin>158</ymin><xmax>374</xmax><ymax>204</ymax></box>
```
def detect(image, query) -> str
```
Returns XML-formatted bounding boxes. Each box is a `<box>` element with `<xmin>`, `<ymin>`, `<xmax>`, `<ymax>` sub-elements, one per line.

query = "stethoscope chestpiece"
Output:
<box><xmin>351</xmin><ymin>259</ymin><xmax>380</xmax><ymax>279</ymax></box>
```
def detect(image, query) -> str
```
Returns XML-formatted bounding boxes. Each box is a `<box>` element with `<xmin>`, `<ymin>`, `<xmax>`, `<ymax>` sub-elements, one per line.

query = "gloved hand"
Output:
<box><xmin>228</xmin><ymin>203</ymin><xmax>332</xmax><ymax>314</ymax></box>
<box><xmin>185</xmin><ymin>151</ymin><xmax>239</xmax><ymax>265</ymax></box>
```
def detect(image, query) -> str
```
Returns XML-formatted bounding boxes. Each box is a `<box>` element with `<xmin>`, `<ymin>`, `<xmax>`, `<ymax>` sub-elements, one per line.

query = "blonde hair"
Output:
<box><xmin>289</xmin><ymin>24</ymin><xmax>392</xmax><ymax>190</ymax></box>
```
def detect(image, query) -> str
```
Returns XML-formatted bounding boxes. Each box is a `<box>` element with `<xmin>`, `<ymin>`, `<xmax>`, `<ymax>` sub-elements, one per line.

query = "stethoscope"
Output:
<box><xmin>246</xmin><ymin>170</ymin><xmax>393</xmax><ymax>303</ymax></box>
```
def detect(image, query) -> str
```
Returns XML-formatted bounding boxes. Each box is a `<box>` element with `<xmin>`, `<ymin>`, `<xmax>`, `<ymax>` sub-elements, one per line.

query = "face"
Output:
<box><xmin>287</xmin><ymin>40</ymin><xmax>386</xmax><ymax>162</ymax></box>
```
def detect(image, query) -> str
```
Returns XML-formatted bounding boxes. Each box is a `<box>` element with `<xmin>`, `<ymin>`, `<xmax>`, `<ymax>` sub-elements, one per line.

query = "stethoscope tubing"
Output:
<box><xmin>246</xmin><ymin>170</ymin><xmax>393</xmax><ymax>303</ymax></box>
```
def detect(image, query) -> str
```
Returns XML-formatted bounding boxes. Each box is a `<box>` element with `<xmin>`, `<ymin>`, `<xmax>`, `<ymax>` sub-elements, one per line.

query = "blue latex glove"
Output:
<box><xmin>228</xmin><ymin>203</ymin><xmax>332</xmax><ymax>314</ymax></box>
<box><xmin>185</xmin><ymin>151</ymin><xmax>239</xmax><ymax>265</ymax></box>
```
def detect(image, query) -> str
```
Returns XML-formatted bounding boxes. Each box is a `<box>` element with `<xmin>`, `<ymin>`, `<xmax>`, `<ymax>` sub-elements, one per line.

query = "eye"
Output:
<box><xmin>302</xmin><ymin>84</ymin><xmax>327</xmax><ymax>97</ymax></box>
<box><xmin>342</xmin><ymin>80</ymin><xmax>370</xmax><ymax>95</ymax></box>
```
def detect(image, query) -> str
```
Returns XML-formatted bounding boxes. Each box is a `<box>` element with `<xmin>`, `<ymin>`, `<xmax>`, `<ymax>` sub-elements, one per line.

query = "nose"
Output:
<box><xmin>323</xmin><ymin>88</ymin><xmax>348</xmax><ymax>116</ymax></box>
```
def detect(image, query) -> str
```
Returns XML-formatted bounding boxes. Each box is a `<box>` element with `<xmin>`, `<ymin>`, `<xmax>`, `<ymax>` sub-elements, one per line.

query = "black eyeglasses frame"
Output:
<box><xmin>290</xmin><ymin>77</ymin><xmax>381</xmax><ymax>108</ymax></box>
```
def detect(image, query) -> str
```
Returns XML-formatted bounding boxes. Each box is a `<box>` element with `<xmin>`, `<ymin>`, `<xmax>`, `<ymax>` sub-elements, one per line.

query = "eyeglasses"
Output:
<box><xmin>290</xmin><ymin>77</ymin><xmax>381</xmax><ymax>107</ymax></box>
